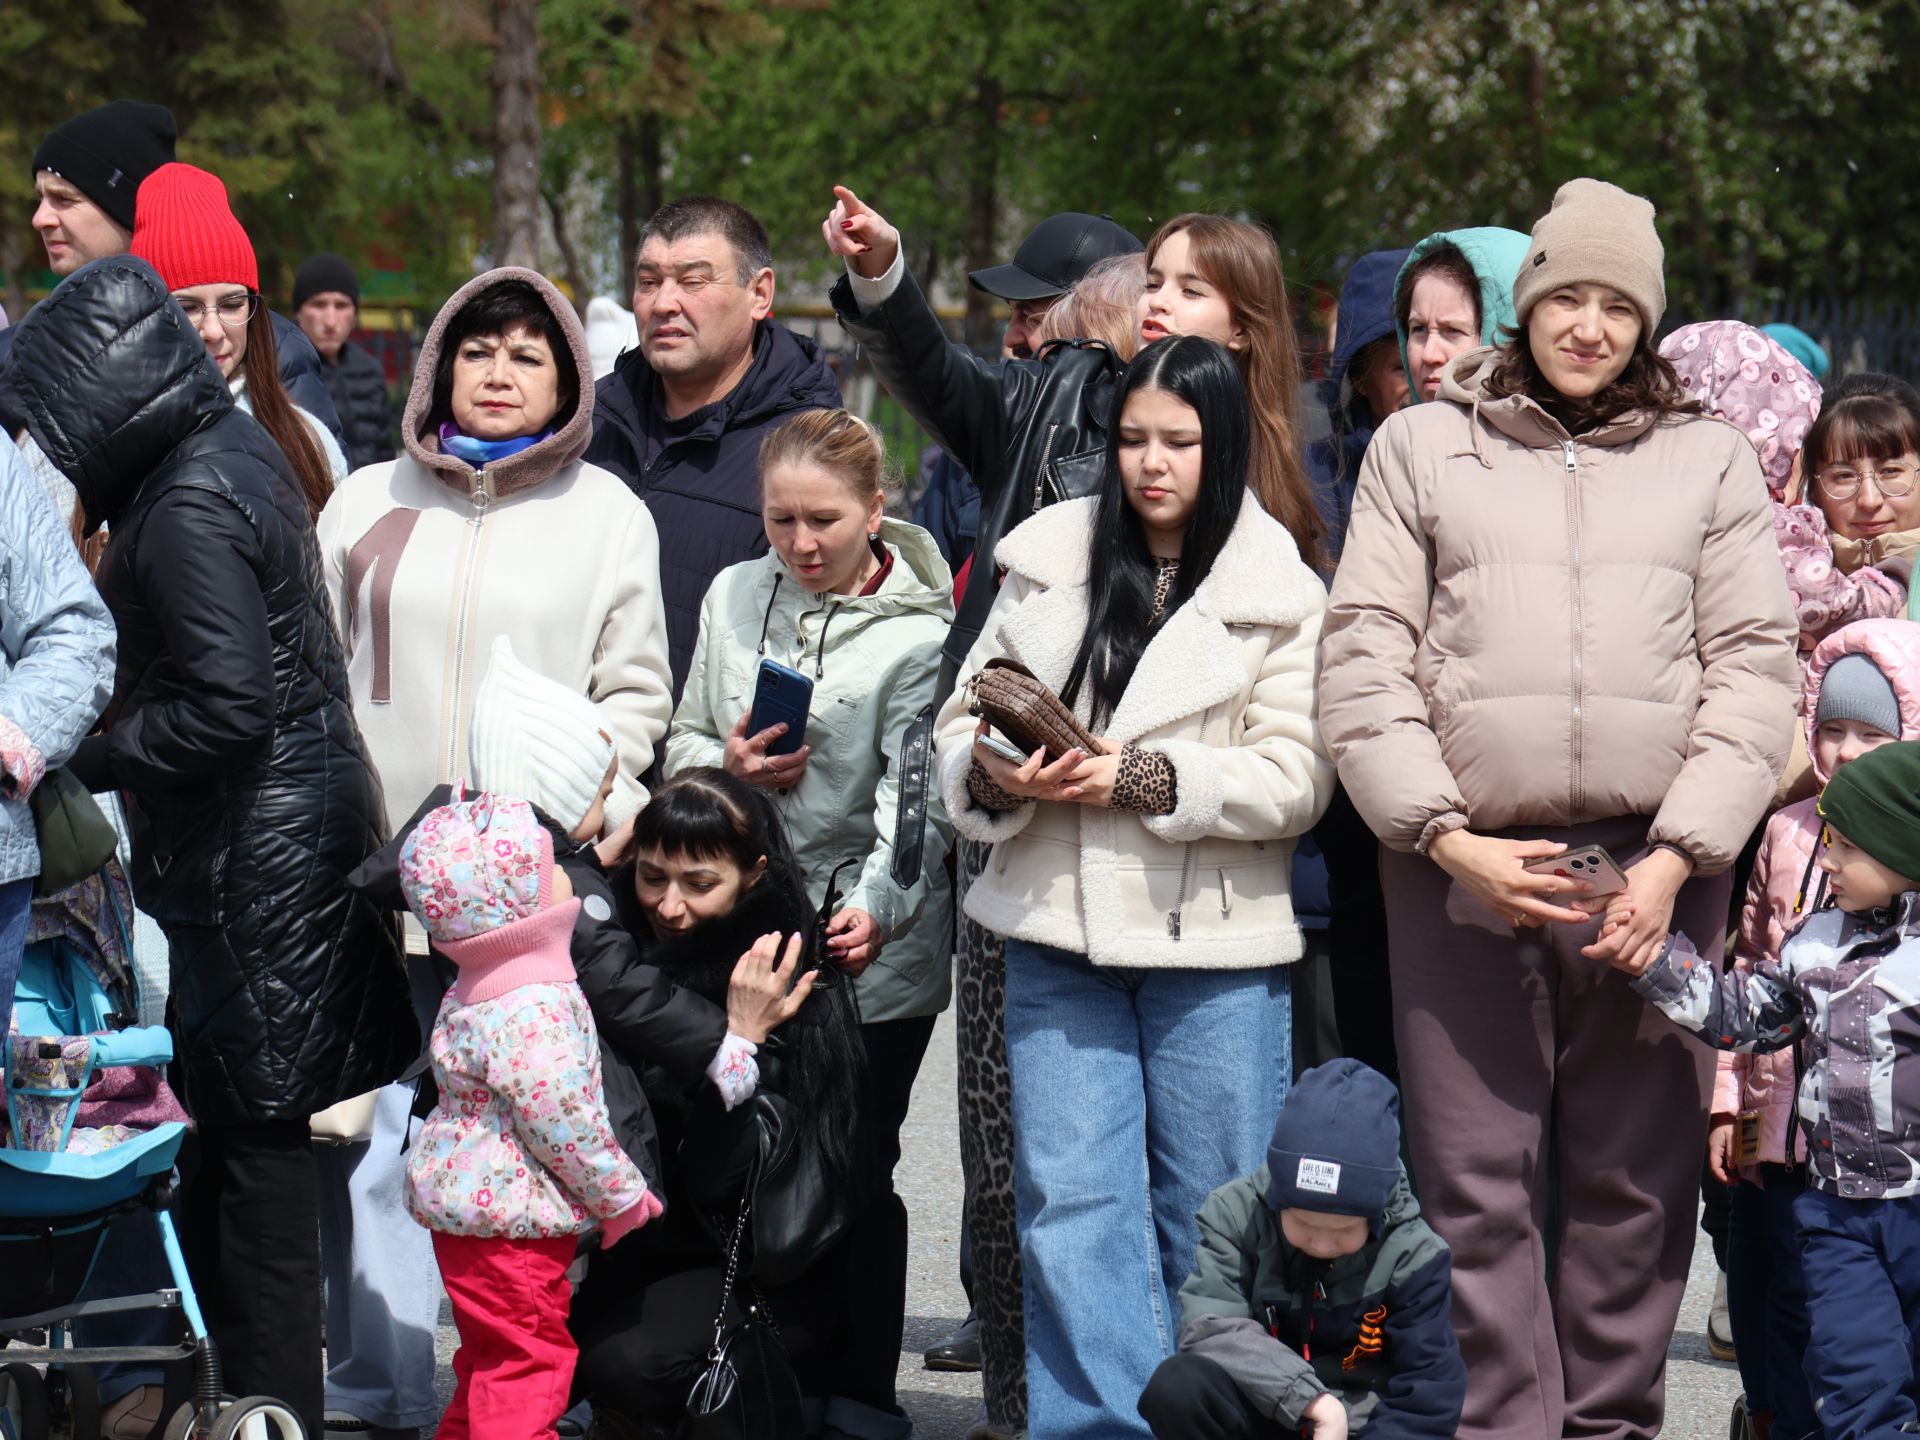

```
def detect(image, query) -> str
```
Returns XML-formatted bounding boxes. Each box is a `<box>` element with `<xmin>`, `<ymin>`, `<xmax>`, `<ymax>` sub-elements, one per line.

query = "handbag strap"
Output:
<box><xmin>708</xmin><ymin>1177</ymin><xmax>781</xmax><ymax>1359</ymax></box>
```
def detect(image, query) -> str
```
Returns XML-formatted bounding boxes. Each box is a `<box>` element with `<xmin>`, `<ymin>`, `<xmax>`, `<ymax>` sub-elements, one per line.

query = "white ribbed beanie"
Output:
<box><xmin>468</xmin><ymin>636</ymin><xmax>618</xmax><ymax>832</ymax></box>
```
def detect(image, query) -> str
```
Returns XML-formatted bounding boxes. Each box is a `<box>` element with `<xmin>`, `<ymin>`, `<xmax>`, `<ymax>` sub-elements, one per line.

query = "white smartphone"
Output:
<box><xmin>1522</xmin><ymin>844</ymin><xmax>1629</xmax><ymax>897</ymax></box>
<box><xmin>977</xmin><ymin>732</ymin><xmax>1031</xmax><ymax>765</ymax></box>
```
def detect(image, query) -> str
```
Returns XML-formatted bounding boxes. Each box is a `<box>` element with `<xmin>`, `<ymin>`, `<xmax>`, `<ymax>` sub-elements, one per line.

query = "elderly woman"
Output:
<box><xmin>316</xmin><ymin>267</ymin><xmax>674</xmax><ymax>1439</ymax></box>
<box><xmin>1320</xmin><ymin>180</ymin><xmax>1800</xmax><ymax>1438</ymax></box>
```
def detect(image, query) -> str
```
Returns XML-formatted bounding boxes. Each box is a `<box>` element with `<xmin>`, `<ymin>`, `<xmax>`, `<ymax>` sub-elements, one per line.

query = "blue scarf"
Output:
<box><xmin>438</xmin><ymin>421</ymin><xmax>552</xmax><ymax>467</ymax></box>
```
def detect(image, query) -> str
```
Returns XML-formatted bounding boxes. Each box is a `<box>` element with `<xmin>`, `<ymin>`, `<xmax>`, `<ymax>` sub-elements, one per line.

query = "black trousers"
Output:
<box><xmin>1318</xmin><ymin>784</ymin><xmax>1397</xmax><ymax>1082</ymax></box>
<box><xmin>821</xmin><ymin>1013</ymin><xmax>938</xmax><ymax>1413</ymax></box>
<box><xmin>1138</xmin><ymin>1353</ymin><xmax>1292</xmax><ymax>1440</ymax></box>
<box><xmin>176</xmin><ymin>1118</ymin><xmax>323</xmax><ymax>1436</ymax></box>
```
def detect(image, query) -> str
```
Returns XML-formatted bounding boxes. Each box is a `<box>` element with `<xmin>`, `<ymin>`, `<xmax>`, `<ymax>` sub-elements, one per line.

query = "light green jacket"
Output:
<box><xmin>666</xmin><ymin>518</ymin><xmax>955</xmax><ymax>1022</ymax></box>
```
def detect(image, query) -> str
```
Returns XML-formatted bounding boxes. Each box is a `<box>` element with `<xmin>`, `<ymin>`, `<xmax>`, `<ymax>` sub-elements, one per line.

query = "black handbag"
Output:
<box><xmin>29</xmin><ymin>768</ymin><xmax>118</xmax><ymax>897</ymax></box>
<box><xmin>682</xmin><ymin>1197</ymin><xmax>805</xmax><ymax>1440</ymax></box>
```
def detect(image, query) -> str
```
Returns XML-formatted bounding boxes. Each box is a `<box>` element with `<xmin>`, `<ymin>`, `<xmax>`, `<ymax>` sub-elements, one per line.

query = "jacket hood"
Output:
<box><xmin>1804</xmin><ymin>619</ymin><xmax>1920</xmax><ymax>784</ymax></box>
<box><xmin>748</xmin><ymin>517</ymin><xmax>954</xmax><ymax>678</ymax></box>
<box><xmin>603</xmin><ymin>317</ymin><xmax>842</xmax><ymax>448</ymax></box>
<box><xmin>1330</xmin><ymin>248</ymin><xmax>1412</xmax><ymax>391</ymax></box>
<box><xmin>1395</xmin><ymin>227</ymin><xmax>1530</xmax><ymax>398</ymax></box>
<box><xmin>1437</xmin><ymin>345</ymin><xmax>1662</xmax><ymax>458</ymax></box>
<box><xmin>995</xmin><ymin>491</ymin><xmax>1323</xmax><ymax>630</ymax></box>
<box><xmin>401</xmin><ymin>266</ymin><xmax>597</xmax><ymax>497</ymax></box>
<box><xmin>0</xmin><ymin>255</ymin><xmax>232</xmax><ymax>530</ymax></box>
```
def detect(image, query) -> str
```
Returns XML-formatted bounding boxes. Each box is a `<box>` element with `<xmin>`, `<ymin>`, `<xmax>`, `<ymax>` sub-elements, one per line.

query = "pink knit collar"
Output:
<box><xmin>439</xmin><ymin>899</ymin><xmax>582</xmax><ymax>1006</ymax></box>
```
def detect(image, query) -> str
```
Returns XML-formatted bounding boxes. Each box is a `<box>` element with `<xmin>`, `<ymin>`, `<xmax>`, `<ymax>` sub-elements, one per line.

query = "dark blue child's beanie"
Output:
<box><xmin>1266</xmin><ymin>1059</ymin><xmax>1401</xmax><ymax>1218</ymax></box>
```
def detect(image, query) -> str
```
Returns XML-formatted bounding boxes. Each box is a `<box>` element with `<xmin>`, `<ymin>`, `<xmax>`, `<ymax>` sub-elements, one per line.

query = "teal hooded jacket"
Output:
<box><xmin>1393</xmin><ymin>227</ymin><xmax>1531</xmax><ymax>395</ymax></box>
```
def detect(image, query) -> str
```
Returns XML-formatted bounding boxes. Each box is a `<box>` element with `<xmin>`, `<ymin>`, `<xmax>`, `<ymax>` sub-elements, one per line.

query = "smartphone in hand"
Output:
<box><xmin>1522</xmin><ymin>844</ymin><xmax>1629</xmax><ymax>897</ymax></box>
<box><xmin>748</xmin><ymin>659</ymin><xmax>813</xmax><ymax>757</ymax></box>
<box><xmin>977</xmin><ymin>731</ymin><xmax>1031</xmax><ymax>765</ymax></box>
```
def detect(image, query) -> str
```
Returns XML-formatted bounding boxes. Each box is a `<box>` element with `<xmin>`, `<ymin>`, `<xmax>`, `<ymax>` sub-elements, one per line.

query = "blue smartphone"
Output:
<box><xmin>748</xmin><ymin>658</ymin><xmax>813</xmax><ymax>757</ymax></box>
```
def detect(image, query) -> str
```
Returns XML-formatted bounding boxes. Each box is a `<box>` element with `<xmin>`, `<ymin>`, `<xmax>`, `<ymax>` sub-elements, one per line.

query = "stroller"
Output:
<box><xmin>0</xmin><ymin>866</ymin><xmax>304</xmax><ymax>1439</ymax></box>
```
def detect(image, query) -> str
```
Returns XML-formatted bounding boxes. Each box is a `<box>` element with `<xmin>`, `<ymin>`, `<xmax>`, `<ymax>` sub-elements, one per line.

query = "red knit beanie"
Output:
<box><xmin>130</xmin><ymin>163</ymin><xmax>258</xmax><ymax>292</ymax></box>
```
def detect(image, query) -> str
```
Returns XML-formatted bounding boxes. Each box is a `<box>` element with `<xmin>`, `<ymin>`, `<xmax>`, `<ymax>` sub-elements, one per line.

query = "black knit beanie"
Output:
<box><xmin>1266</xmin><ymin>1058</ymin><xmax>1402</xmax><ymax>1219</ymax></box>
<box><xmin>294</xmin><ymin>253</ymin><xmax>361</xmax><ymax>310</ymax></box>
<box><xmin>31</xmin><ymin>101</ymin><xmax>178</xmax><ymax>233</ymax></box>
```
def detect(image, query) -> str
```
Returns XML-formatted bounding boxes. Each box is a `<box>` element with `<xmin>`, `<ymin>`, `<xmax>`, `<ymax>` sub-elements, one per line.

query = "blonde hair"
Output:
<box><xmin>1032</xmin><ymin>253</ymin><xmax>1147</xmax><ymax>360</ymax></box>
<box><xmin>758</xmin><ymin>407</ymin><xmax>897</xmax><ymax>505</ymax></box>
<box><xmin>1146</xmin><ymin>214</ymin><xmax>1321</xmax><ymax>570</ymax></box>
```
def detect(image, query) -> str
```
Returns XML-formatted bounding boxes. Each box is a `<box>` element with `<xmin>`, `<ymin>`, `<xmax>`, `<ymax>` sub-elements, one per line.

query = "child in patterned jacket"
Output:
<box><xmin>399</xmin><ymin>791</ymin><xmax>660</xmax><ymax>1440</ymax></box>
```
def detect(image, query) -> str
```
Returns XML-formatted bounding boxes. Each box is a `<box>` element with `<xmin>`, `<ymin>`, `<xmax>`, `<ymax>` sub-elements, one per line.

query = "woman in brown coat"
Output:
<box><xmin>1318</xmin><ymin>179</ymin><xmax>1800</xmax><ymax>1439</ymax></box>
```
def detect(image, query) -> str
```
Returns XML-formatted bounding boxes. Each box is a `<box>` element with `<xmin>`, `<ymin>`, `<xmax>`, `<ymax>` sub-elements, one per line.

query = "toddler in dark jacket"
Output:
<box><xmin>1138</xmin><ymin>1060</ymin><xmax>1465</xmax><ymax>1440</ymax></box>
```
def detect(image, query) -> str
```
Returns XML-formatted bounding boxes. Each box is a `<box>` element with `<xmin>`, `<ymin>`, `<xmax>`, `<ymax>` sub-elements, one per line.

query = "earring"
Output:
<box><xmin>868</xmin><ymin>531</ymin><xmax>880</xmax><ymax>541</ymax></box>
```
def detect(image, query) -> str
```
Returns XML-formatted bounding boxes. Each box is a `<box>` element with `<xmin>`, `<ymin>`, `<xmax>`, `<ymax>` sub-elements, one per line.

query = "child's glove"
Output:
<box><xmin>599</xmin><ymin>1188</ymin><xmax>663</xmax><ymax>1248</ymax></box>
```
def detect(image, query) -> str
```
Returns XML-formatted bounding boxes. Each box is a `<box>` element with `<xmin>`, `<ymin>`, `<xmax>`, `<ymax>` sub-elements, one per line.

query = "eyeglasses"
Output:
<box><xmin>174</xmin><ymin>292</ymin><xmax>259</xmax><ymax>329</ymax></box>
<box><xmin>1814</xmin><ymin>459</ymin><xmax>1917</xmax><ymax>501</ymax></box>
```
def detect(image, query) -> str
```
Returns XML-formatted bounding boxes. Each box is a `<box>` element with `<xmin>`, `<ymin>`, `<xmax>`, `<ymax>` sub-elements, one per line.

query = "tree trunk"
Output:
<box><xmin>491</xmin><ymin>0</ymin><xmax>542</xmax><ymax>270</ymax></box>
<box><xmin>543</xmin><ymin>188</ymin><xmax>591</xmax><ymax>321</ymax></box>
<box><xmin>639</xmin><ymin>111</ymin><xmax>665</xmax><ymax>222</ymax></box>
<box><xmin>617</xmin><ymin>119</ymin><xmax>640</xmax><ymax>281</ymax></box>
<box><xmin>963</xmin><ymin>74</ymin><xmax>1002</xmax><ymax>348</ymax></box>
<box><xmin>1</xmin><ymin>226</ymin><xmax>28</xmax><ymax>329</ymax></box>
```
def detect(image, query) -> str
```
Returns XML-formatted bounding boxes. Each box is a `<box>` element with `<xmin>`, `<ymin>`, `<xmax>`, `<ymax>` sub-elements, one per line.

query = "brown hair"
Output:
<box><xmin>1146</xmin><ymin>214</ymin><xmax>1321</xmax><ymax>570</ymax></box>
<box><xmin>757</xmin><ymin>407</ymin><xmax>896</xmax><ymax>506</ymax></box>
<box><xmin>239</xmin><ymin>304</ymin><xmax>333</xmax><ymax>519</ymax></box>
<box><xmin>1394</xmin><ymin>243</ymin><xmax>1483</xmax><ymax>343</ymax></box>
<box><xmin>1032</xmin><ymin>253</ymin><xmax>1147</xmax><ymax>360</ymax></box>
<box><xmin>1484</xmin><ymin>334</ymin><xmax>1700</xmax><ymax>434</ymax></box>
<box><xmin>1802</xmin><ymin>373</ymin><xmax>1920</xmax><ymax>486</ymax></box>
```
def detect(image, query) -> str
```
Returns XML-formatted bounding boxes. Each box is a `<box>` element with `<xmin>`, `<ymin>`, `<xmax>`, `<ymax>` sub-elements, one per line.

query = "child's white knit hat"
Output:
<box><xmin>468</xmin><ymin>635</ymin><xmax>618</xmax><ymax>833</ymax></box>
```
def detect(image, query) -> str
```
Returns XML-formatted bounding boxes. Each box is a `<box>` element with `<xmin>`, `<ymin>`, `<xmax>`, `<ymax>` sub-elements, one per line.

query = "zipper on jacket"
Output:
<box><xmin>1029</xmin><ymin>422</ymin><xmax>1061</xmax><ymax>515</ymax></box>
<box><xmin>446</xmin><ymin>468</ymin><xmax>493</xmax><ymax>777</ymax></box>
<box><xmin>1562</xmin><ymin>439</ymin><xmax>1586</xmax><ymax>818</ymax></box>
<box><xmin>1169</xmin><ymin>843</ymin><xmax>1198</xmax><ymax>939</ymax></box>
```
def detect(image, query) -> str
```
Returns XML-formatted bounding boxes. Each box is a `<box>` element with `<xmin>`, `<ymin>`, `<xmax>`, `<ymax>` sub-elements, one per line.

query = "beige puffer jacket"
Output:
<box><xmin>936</xmin><ymin>494</ymin><xmax>1333</xmax><ymax>969</ymax></box>
<box><xmin>1319</xmin><ymin>347</ymin><xmax>1799</xmax><ymax>874</ymax></box>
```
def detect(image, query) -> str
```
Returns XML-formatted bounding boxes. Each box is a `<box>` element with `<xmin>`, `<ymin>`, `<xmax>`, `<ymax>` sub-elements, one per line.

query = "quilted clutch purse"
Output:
<box><xmin>964</xmin><ymin>659</ymin><xmax>1099</xmax><ymax>764</ymax></box>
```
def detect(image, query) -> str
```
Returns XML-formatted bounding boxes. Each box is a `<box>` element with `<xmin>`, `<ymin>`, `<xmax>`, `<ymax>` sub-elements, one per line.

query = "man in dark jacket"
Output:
<box><xmin>585</xmin><ymin>195</ymin><xmax>841</xmax><ymax>699</ymax></box>
<box><xmin>294</xmin><ymin>253</ymin><xmax>397</xmax><ymax>472</ymax></box>
<box><xmin>1138</xmin><ymin>1061</ymin><xmax>1465</xmax><ymax>1439</ymax></box>
<box><xmin>5</xmin><ymin>101</ymin><xmax>345</xmax><ymax>448</ymax></box>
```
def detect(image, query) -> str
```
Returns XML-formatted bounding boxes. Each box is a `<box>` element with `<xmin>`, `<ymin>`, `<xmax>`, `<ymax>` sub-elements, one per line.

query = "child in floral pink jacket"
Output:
<box><xmin>399</xmin><ymin>791</ymin><xmax>659</xmax><ymax>1440</ymax></box>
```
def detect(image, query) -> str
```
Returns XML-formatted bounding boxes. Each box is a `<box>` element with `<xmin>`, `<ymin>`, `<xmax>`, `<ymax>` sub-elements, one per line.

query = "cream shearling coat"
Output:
<box><xmin>935</xmin><ymin>494</ymin><xmax>1333</xmax><ymax>969</ymax></box>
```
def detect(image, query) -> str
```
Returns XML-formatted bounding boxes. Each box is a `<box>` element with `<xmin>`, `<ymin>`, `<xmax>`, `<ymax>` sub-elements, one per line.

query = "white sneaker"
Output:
<box><xmin>1707</xmin><ymin>1269</ymin><xmax>1736</xmax><ymax>1362</ymax></box>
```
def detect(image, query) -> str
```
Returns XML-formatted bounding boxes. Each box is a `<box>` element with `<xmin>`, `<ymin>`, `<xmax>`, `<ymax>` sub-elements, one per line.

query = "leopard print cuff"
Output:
<box><xmin>1111</xmin><ymin>744</ymin><xmax>1177</xmax><ymax>816</ymax></box>
<box><xmin>967</xmin><ymin>760</ymin><xmax>1027</xmax><ymax>813</ymax></box>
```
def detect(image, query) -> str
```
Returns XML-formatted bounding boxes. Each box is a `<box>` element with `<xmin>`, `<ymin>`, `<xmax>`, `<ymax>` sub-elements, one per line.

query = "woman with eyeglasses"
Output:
<box><xmin>128</xmin><ymin>164</ymin><xmax>345</xmax><ymax>519</ymax></box>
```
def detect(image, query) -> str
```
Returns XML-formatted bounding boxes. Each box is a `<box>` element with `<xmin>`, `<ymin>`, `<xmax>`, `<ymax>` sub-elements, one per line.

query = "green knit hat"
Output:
<box><xmin>1819</xmin><ymin>740</ymin><xmax>1920</xmax><ymax>885</ymax></box>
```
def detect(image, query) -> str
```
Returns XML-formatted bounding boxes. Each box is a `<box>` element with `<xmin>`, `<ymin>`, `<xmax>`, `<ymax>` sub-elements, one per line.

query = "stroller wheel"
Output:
<box><xmin>2</xmin><ymin>1364</ymin><xmax>49</xmax><ymax>1440</ymax></box>
<box><xmin>49</xmin><ymin>1367</ymin><xmax>100</xmax><ymax>1440</ymax></box>
<box><xmin>208</xmin><ymin>1400</ymin><xmax>303</xmax><ymax>1440</ymax></box>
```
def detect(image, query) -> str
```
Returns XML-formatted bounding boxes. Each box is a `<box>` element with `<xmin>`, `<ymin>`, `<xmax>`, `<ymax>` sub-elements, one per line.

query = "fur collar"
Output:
<box><xmin>612</xmin><ymin>856</ymin><xmax>815</xmax><ymax>1004</ymax></box>
<box><xmin>992</xmin><ymin>493</ymin><xmax>1323</xmax><ymax>629</ymax></box>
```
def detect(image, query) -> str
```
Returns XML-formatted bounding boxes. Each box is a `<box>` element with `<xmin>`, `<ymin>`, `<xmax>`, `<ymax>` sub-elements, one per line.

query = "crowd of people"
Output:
<box><xmin>4</xmin><ymin>94</ymin><xmax>1920</xmax><ymax>1440</ymax></box>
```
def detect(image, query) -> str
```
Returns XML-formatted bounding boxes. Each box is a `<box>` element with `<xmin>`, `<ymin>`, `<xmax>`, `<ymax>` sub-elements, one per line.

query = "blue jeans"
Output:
<box><xmin>1002</xmin><ymin>939</ymin><xmax>1292</xmax><ymax>1440</ymax></box>
<box><xmin>0</xmin><ymin>875</ymin><xmax>32</xmax><ymax>1041</ymax></box>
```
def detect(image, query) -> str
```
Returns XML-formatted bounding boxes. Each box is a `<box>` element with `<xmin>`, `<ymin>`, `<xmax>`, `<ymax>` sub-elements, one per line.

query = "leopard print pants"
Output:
<box><xmin>955</xmin><ymin>839</ymin><xmax>1026</xmax><ymax>1428</ymax></box>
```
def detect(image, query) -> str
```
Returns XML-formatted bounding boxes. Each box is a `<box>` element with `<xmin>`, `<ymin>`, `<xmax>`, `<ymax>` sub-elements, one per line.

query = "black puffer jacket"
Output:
<box><xmin>583</xmin><ymin>320</ymin><xmax>842</xmax><ymax>699</ymax></box>
<box><xmin>829</xmin><ymin>270</ymin><xmax>1121</xmax><ymax>698</ymax></box>
<box><xmin>1</xmin><ymin>257</ymin><xmax>414</xmax><ymax>1126</ymax></box>
<box><xmin>321</xmin><ymin>339</ymin><xmax>396</xmax><ymax>472</ymax></box>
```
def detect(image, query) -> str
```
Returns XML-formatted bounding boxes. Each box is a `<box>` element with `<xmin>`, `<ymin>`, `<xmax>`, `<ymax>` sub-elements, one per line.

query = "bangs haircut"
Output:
<box><xmin>1803</xmin><ymin>373</ymin><xmax>1920</xmax><ymax>477</ymax></box>
<box><xmin>430</xmin><ymin>277</ymin><xmax>579</xmax><ymax>431</ymax></box>
<box><xmin>639</xmin><ymin>195</ymin><xmax>773</xmax><ymax>281</ymax></box>
<box><xmin>628</xmin><ymin>767</ymin><xmax>771</xmax><ymax>874</ymax></box>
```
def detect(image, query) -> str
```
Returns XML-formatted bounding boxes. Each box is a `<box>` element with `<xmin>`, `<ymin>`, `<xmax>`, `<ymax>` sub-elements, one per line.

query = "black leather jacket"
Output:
<box><xmin>829</xmin><ymin>270</ymin><xmax>1121</xmax><ymax>699</ymax></box>
<box><xmin>3</xmin><ymin>256</ymin><xmax>413</xmax><ymax>1125</ymax></box>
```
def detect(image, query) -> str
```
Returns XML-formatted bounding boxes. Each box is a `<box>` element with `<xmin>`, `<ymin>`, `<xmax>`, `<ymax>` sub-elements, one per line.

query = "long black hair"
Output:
<box><xmin>615</xmin><ymin>767</ymin><xmax>868</xmax><ymax>1198</ymax></box>
<box><xmin>1061</xmin><ymin>335</ymin><xmax>1252</xmax><ymax>728</ymax></box>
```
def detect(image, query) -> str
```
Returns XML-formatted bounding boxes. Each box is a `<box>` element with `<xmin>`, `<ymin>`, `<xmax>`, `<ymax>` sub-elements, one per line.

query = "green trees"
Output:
<box><xmin>4</xmin><ymin>0</ymin><xmax>1915</xmax><ymax>321</ymax></box>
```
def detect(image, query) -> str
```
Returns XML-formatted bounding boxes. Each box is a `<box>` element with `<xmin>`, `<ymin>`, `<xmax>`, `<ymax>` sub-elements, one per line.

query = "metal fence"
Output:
<box><xmin>1736</xmin><ymin>299</ymin><xmax>1920</xmax><ymax>382</ymax></box>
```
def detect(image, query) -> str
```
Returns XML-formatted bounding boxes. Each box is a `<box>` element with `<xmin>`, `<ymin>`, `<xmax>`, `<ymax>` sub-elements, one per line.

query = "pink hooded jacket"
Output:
<box><xmin>1714</xmin><ymin>618</ymin><xmax>1920</xmax><ymax>1169</ymax></box>
<box><xmin>1661</xmin><ymin>321</ymin><xmax>1908</xmax><ymax>658</ymax></box>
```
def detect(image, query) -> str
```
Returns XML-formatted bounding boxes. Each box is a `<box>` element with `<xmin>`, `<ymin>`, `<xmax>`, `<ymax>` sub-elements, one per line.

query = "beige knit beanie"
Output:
<box><xmin>1511</xmin><ymin>178</ymin><xmax>1666</xmax><ymax>333</ymax></box>
<box><xmin>468</xmin><ymin>636</ymin><xmax>618</xmax><ymax>833</ymax></box>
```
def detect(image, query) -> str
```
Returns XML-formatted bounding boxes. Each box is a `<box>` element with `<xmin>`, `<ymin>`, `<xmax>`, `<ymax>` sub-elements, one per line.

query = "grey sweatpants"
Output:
<box><xmin>1383</xmin><ymin>816</ymin><xmax>1727</xmax><ymax>1440</ymax></box>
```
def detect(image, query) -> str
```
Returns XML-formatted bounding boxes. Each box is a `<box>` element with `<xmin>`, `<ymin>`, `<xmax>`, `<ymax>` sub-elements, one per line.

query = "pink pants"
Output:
<box><xmin>431</xmin><ymin>1232</ymin><xmax>578</xmax><ymax>1440</ymax></box>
